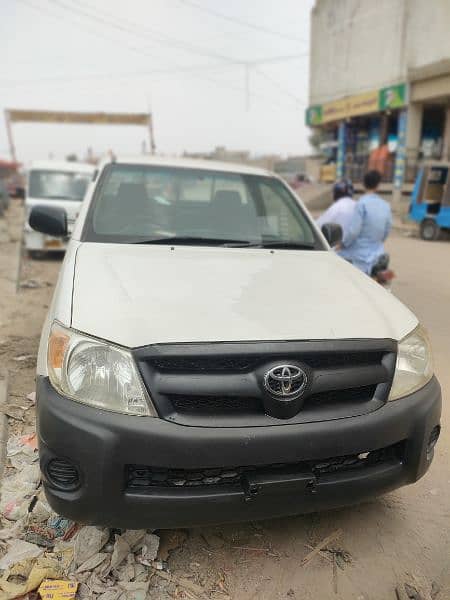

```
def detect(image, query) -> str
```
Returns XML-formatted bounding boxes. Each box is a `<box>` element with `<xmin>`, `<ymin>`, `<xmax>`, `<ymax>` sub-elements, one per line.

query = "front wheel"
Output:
<box><xmin>420</xmin><ymin>218</ymin><xmax>441</xmax><ymax>241</ymax></box>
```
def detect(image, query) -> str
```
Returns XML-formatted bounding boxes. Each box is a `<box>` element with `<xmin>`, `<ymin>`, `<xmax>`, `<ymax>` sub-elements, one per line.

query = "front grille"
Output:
<box><xmin>151</xmin><ymin>351</ymin><xmax>384</xmax><ymax>373</ymax></box>
<box><xmin>125</xmin><ymin>442</ymin><xmax>404</xmax><ymax>490</ymax></box>
<box><xmin>134</xmin><ymin>340</ymin><xmax>396</xmax><ymax>426</ymax></box>
<box><xmin>168</xmin><ymin>386</ymin><xmax>376</xmax><ymax>417</ymax></box>
<box><xmin>153</xmin><ymin>356</ymin><xmax>258</xmax><ymax>373</ymax></box>
<box><xmin>304</xmin><ymin>385</ymin><xmax>376</xmax><ymax>408</ymax></box>
<box><xmin>170</xmin><ymin>395</ymin><xmax>261</xmax><ymax>415</ymax></box>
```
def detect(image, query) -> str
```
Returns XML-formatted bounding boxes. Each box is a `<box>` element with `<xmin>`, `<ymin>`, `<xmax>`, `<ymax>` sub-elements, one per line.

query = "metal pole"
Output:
<box><xmin>245</xmin><ymin>64</ymin><xmax>250</xmax><ymax>112</ymax></box>
<box><xmin>148</xmin><ymin>113</ymin><xmax>156</xmax><ymax>154</ymax></box>
<box><xmin>336</xmin><ymin>121</ymin><xmax>346</xmax><ymax>179</ymax></box>
<box><xmin>4</xmin><ymin>110</ymin><xmax>17</xmax><ymax>162</ymax></box>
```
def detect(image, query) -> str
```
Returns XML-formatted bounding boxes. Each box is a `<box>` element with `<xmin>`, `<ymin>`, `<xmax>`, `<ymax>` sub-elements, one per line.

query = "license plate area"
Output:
<box><xmin>242</xmin><ymin>467</ymin><xmax>315</xmax><ymax>500</ymax></box>
<box><xmin>44</xmin><ymin>238</ymin><xmax>63</xmax><ymax>248</ymax></box>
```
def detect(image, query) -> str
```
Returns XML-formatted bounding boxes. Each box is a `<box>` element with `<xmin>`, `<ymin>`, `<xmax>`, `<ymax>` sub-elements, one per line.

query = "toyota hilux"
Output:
<box><xmin>30</xmin><ymin>156</ymin><xmax>441</xmax><ymax>528</ymax></box>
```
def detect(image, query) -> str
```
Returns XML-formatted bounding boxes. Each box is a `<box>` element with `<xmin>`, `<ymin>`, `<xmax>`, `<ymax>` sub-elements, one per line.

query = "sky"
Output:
<box><xmin>1</xmin><ymin>0</ymin><xmax>315</xmax><ymax>165</ymax></box>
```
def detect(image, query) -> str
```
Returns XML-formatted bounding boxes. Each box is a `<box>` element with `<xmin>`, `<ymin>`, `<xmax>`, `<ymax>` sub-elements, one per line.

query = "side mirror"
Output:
<box><xmin>29</xmin><ymin>205</ymin><xmax>68</xmax><ymax>237</ymax></box>
<box><xmin>321</xmin><ymin>223</ymin><xmax>343</xmax><ymax>247</ymax></box>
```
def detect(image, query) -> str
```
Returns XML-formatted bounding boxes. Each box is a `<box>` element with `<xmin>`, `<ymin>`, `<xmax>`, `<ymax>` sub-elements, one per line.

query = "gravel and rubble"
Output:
<box><xmin>0</xmin><ymin>429</ymin><xmax>217</xmax><ymax>600</ymax></box>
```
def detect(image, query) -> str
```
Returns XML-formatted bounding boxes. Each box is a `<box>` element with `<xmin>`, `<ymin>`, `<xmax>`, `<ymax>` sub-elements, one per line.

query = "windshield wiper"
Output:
<box><xmin>257</xmin><ymin>241</ymin><xmax>316</xmax><ymax>250</ymax></box>
<box><xmin>133</xmin><ymin>236</ymin><xmax>252</xmax><ymax>246</ymax></box>
<box><xmin>41</xmin><ymin>195</ymin><xmax>78</xmax><ymax>200</ymax></box>
<box><xmin>229</xmin><ymin>240</ymin><xmax>316</xmax><ymax>250</ymax></box>
<box><xmin>132</xmin><ymin>237</ymin><xmax>316</xmax><ymax>250</ymax></box>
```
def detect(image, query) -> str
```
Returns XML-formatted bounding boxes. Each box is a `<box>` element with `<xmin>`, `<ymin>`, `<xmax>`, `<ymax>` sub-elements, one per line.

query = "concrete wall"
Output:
<box><xmin>309</xmin><ymin>0</ymin><xmax>406</xmax><ymax>105</ymax></box>
<box><xmin>406</xmin><ymin>0</ymin><xmax>450</xmax><ymax>80</ymax></box>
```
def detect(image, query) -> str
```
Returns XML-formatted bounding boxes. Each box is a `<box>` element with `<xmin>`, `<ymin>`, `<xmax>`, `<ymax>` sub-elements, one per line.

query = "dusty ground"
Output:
<box><xmin>0</xmin><ymin>203</ymin><xmax>449</xmax><ymax>599</ymax></box>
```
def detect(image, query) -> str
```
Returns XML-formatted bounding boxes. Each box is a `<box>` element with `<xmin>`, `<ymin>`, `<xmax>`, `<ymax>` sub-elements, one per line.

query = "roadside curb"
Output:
<box><xmin>0</xmin><ymin>372</ymin><xmax>9</xmax><ymax>480</ymax></box>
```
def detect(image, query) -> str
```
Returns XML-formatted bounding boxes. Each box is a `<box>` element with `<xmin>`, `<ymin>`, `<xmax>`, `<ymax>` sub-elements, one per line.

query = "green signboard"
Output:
<box><xmin>305</xmin><ymin>105</ymin><xmax>323</xmax><ymax>126</ymax></box>
<box><xmin>379</xmin><ymin>83</ymin><xmax>407</xmax><ymax>110</ymax></box>
<box><xmin>305</xmin><ymin>83</ymin><xmax>408</xmax><ymax>127</ymax></box>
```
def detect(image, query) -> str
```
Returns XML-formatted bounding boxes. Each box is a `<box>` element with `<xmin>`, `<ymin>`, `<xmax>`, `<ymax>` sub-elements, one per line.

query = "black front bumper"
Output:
<box><xmin>36</xmin><ymin>376</ymin><xmax>441</xmax><ymax>529</ymax></box>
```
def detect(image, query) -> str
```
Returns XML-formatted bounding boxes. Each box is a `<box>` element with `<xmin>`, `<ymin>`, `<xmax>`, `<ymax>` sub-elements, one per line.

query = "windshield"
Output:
<box><xmin>28</xmin><ymin>169</ymin><xmax>91</xmax><ymax>201</ymax></box>
<box><xmin>83</xmin><ymin>164</ymin><xmax>322</xmax><ymax>248</ymax></box>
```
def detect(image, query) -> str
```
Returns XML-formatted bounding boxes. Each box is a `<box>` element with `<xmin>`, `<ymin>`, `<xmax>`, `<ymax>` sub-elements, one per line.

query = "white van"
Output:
<box><xmin>25</xmin><ymin>161</ymin><xmax>94</xmax><ymax>257</ymax></box>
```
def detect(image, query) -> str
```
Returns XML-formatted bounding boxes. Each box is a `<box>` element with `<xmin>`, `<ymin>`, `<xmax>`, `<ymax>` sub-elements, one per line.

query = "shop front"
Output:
<box><xmin>306</xmin><ymin>84</ymin><xmax>408</xmax><ymax>188</ymax></box>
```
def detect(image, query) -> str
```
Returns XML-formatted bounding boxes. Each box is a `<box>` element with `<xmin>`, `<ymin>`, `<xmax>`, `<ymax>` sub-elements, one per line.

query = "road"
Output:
<box><xmin>0</xmin><ymin>205</ymin><xmax>448</xmax><ymax>599</ymax></box>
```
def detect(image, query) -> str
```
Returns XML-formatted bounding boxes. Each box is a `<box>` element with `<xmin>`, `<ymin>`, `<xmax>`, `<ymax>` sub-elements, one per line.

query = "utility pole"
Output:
<box><xmin>245</xmin><ymin>64</ymin><xmax>250</xmax><ymax>111</ymax></box>
<box><xmin>148</xmin><ymin>113</ymin><xmax>156</xmax><ymax>154</ymax></box>
<box><xmin>4</xmin><ymin>110</ymin><xmax>17</xmax><ymax>163</ymax></box>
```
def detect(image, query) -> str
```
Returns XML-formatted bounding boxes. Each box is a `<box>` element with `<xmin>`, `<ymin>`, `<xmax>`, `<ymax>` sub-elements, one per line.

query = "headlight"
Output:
<box><xmin>389</xmin><ymin>325</ymin><xmax>433</xmax><ymax>401</ymax></box>
<box><xmin>47</xmin><ymin>322</ymin><xmax>156</xmax><ymax>416</ymax></box>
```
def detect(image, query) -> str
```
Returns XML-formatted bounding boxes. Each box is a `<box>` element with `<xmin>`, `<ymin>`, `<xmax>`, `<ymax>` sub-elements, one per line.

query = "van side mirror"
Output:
<box><xmin>29</xmin><ymin>205</ymin><xmax>68</xmax><ymax>237</ymax></box>
<box><xmin>321</xmin><ymin>223</ymin><xmax>343</xmax><ymax>247</ymax></box>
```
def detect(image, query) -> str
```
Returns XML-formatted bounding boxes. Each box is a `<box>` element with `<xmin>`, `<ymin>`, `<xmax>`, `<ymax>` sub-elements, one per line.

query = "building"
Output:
<box><xmin>306</xmin><ymin>0</ymin><xmax>450</xmax><ymax>204</ymax></box>
<box><xmin>183</xmin><ymin>146</ymin><xmax>282</xmax><ymax>170</ymax></box>
<box><xmin>182</xmin><ymin>147</ymin><xmax>322</xmax><ymax>183</ymax></box>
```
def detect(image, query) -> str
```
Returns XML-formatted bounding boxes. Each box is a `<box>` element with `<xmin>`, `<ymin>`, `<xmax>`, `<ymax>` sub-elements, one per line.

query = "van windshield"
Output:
<box><xmin>84</xmin><ymin>164</ymin><xmax>322</xmax><ymax>249</ymax></box>
<box><xmin>29</xmin><ymin>170</ymin><xmax>91</xmax><ymax>201</ymax></box>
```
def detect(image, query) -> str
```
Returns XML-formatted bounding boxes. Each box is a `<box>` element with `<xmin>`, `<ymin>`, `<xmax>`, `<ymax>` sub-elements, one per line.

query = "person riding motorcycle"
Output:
<box><xmin>339</xmin><ymin>170</ymin><xmax>392</xmax><ymax>275</ymax></box>
<box><xmin>316</xmin><ymin>179</ymin><xmax>356</xmax><ymax>240</ymax></box>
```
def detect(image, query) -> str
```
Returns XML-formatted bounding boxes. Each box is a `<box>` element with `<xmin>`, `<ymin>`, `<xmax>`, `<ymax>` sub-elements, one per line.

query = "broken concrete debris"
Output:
<box><xmin>0</xmin><ymin>428</ymin><xmax>195</xmax><ymax>599</ymax></box>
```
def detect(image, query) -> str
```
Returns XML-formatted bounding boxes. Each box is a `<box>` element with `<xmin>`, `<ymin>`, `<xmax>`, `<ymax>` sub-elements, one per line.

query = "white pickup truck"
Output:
<box><xmin>29</xmin><ymin>156</ymin><xmax>441</xmax><ymax>528</ymax></box>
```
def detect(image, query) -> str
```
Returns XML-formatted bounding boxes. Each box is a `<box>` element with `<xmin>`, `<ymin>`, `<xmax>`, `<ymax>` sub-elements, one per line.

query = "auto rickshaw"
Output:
<box><xmin>409</xmin><ymin>161</ymin><xmax>450</xmax><ymax>240</ymax></box>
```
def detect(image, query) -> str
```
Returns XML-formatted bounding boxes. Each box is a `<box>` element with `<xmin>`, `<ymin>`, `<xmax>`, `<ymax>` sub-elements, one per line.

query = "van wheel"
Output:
<box><xmin>420</xmin><ymin>219</ymin><xmax>441</xmax><ymax>241</ymax></box>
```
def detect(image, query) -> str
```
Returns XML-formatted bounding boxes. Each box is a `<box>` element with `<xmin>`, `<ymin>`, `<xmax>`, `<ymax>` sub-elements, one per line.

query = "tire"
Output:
<box><xmin>420</xmin><ymin>218</ymin><xmax>441</xmax><ymax>241</ymax></box>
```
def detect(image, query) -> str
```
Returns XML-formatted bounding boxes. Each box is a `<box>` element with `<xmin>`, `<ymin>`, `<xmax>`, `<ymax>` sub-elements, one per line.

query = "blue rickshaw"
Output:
<box><xmin>409</xmin><ymin>161</ymin><xmax>450</xmax><ymax>240</ymax></box>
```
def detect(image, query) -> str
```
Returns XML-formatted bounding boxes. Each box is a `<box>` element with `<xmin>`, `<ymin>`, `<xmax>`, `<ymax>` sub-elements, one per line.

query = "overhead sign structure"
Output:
<box><xmin>4</xmin><ymin>109</ymin><xmax>155</xmax><ymax>162</ymax></box>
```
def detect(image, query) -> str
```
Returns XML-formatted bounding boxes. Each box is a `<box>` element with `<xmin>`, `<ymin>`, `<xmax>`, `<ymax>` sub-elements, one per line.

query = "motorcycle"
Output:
<box><xmin>320</xmin><ymin>225</ymin><xmax>395</xmax><ymax>290</ymax></box>
<box><xmin>371</xmin><ymin>253</ymin><xmax>395</xmax><ymax>289</ymax></box>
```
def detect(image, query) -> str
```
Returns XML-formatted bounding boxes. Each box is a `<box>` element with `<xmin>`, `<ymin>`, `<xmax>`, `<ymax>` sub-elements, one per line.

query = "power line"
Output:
<box><xmin>49</xmin><ymin>0</ymin><xmax>308</xmax><ymax>65</ymax></box>
<box><xmin>1</xmin><ymin>54</ymin><xmax>308</xmax><ymax>89</ymax></box>
<box><xmin>48</xmin><ymin>0</ymin><xmax>234</xmax><ymax>63</ymax></box>
<box><xmin>254</xmin><ymin>68</ymin><xmax>305</xmax><ymax>105</ymax></box>
<box><xmin>177</xmin><ymin>0</ymin><xmax>306</xmax><ymax>44</ymax></box>
<box><xmin>14</xmin><ymin>0</ymin><xmax>306</xmax><ymax>111</ymax></box>
<box><xmin>17</xmin><ymin>0</ymin><xmax>172</xmax><ymax>63</ymax></box>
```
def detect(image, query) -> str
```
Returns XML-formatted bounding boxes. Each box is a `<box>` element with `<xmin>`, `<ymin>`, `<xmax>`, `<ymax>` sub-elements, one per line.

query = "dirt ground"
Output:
<box><xmin>0</xmin><ymin>202</ymin><xmax>449</xmax><ymax>600</ymax></box>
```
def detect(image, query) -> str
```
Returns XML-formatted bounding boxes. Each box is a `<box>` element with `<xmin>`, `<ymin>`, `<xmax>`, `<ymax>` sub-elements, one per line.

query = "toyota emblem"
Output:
<box><xmin>263</xmin><ymin>364</ymin><xmax>307</xmax><ymax>399</ymax></box>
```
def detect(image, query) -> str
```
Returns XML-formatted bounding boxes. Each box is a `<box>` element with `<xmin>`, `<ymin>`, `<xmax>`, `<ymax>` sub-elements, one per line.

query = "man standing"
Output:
<box><xmin>316</xmin><ymin>179</ymin><xmax>356</xmax><ymax>239</ymax></box>
<box><xmin>340</xmin><ymin>170</ymin><xmax>392</xmax><ymax>274</ymax></box>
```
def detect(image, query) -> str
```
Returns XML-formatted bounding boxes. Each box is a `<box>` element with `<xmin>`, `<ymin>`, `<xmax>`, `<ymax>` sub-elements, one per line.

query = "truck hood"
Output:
<box><xmin>71</xmin><ymin>243</ymin><xmax>417</xmax><ymax>347</ymax></box>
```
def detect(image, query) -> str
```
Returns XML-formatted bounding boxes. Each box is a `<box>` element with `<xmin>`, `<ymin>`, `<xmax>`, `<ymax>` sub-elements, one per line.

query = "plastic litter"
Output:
<box><xmin>0</xmin><ymin>464</ymin><xmax>40</xmax><ymax>521</ymax></box>
<box><xmin>137</xmin><ymin>533</ymin><xmax>160</xmax><ymax>566</ymax></box>
<box><xmin>0</xmin><ymin>434</ymin><xmax>193</xmax><ymax>598</ymax></box>
<box><xmin>73</xmin><ymin>527</ymin><xmax>109</xmax><ymax>567</ymax></box>
<box><xmin>76</xmin><ymin>553</ymin><xmax>109</xmax><ymax>574</ymax></box>
<box><xmin>46</xmin><ymin>517</ymin><xmax>74</xmax><ymax>540</ymax></box>
<box><xmin>120</xmin><ymin>530</ymin><xmax>146</xmax><ymax>552</ymax></box>
<box><xmin>25</xmin><ymin>522</ymin><xmax>61</xmax><ymax>549</ymax></box>
<box><xmin>6</xmin><ymin>434</ymin><xmax>38</xmax><ymax>470</ymax></box>
<box><xmin>0</xmin><ymin>540</ymin><xmax>43</xmax><ymax>570</ymax></box>
<box><xmin>0</xmin><ymin>555</ymin><xmax>63</xmax><ymax>599</ymax></box>
<box><xmin>38</xmin><ymin>579</ymin><xmax>78</xmax><ymax>599</ymax></box>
